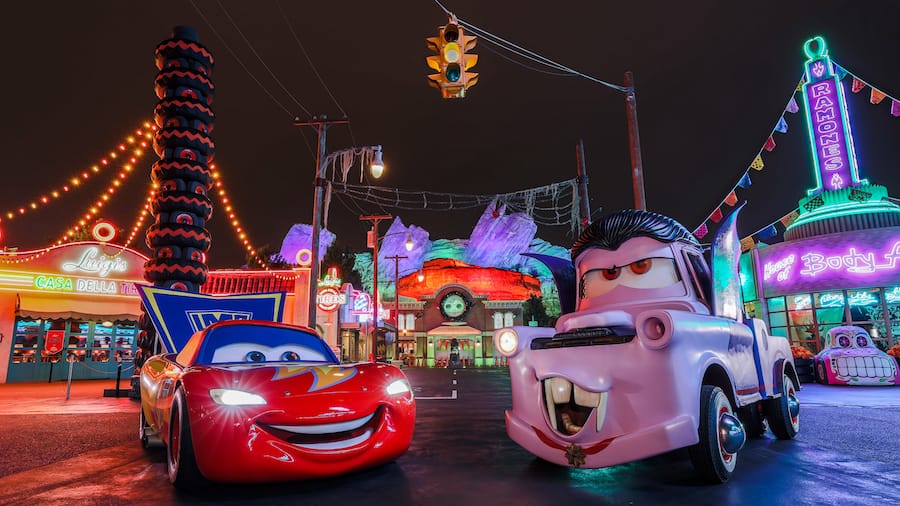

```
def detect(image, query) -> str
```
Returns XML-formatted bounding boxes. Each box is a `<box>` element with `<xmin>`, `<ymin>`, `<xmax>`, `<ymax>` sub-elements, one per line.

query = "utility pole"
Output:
<box><xmin>575</xmin><ymin>139</ymin><xmax>591</xmax><ymax>233</ymax></box>
<box><xmin>293</xmin><ymin>115</ymin><xmax>348</xmax><ymax>330</ymax></box>
<box><xmin>624</xmin><ymin>71</ymin><xmax>647</xmax><ymax>210</ymax></box>
<box><xmin>360</xmin><ymin>214</ymin><xmax>392</xmax><ymax>361</ymax></box>
<box><xmin>385</xmin><ymin>254</ymin><xmax>408</xmax><ymax>361</ymax></box>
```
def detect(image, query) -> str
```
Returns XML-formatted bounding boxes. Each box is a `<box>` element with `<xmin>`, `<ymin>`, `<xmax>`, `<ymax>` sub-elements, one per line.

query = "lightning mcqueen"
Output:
<box><xmin>139</xmin><ymin>320</ymin><xmax>415</xmax><ymax>488</ymax></box>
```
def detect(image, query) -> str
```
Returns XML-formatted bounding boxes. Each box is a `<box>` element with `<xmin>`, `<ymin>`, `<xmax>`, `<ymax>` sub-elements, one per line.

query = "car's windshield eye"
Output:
<box><xmin>244</xmin><ymin>351</ymin><xmax>266</xmax><ymax>362</ymax></box>
<box><xmin>281</xmin><ymin>351</ymin><xmax>301</xmax><ymax>361</ymax></box>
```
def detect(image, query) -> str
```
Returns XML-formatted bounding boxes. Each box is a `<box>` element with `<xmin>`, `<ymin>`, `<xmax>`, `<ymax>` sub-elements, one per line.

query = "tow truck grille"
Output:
<box><xmin>530</xmin><ymin>326</ymin><xmax>635</xmax><ymax>350</ymax></box>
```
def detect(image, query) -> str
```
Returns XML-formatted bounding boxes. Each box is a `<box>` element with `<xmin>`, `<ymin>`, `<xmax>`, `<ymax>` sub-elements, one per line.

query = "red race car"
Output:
<box><xmin>139</xmin><ymin>319</ymin><xmax>416</xmax><ymax>488</ymax></box>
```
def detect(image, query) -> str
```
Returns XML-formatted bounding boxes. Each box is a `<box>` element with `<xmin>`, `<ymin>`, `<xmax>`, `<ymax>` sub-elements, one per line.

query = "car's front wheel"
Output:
<box><xmin>167</xmin><ymin>386</ymin><xmax>204</xmax><ymax>488</ymax></box>
<box><xmin>816</xmin><ymin>359</ymin><xmax>830</xmax><ymax>385</ymax></box>
<box><xmin>765</xmin><ymin>371</ymin><xmax>800</xmax><ymax>440</ymax></box>
<box><xmin>689</xmin><ymin>385</ymin><xmax>744</xmax><ymax>484</ymax></box>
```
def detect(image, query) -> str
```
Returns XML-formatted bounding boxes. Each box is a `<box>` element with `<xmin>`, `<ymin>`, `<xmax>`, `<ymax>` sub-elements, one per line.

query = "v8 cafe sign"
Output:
<box><xmin>317</xmin><ymin>286</ymin><xmax>347</xmax><ymax>312</ymax></box>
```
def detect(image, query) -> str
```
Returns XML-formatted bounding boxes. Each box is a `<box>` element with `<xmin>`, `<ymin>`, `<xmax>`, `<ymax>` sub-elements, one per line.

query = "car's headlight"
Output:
<box><xmin>209</xmin><ymin>388</ymin><xmax>267</xmax><ymax>406</ymax></box>
<box><xmin>386</xmin><ymin>379</ymin><xmax>411</xmax><ymax>396</ymax></box>
<box><xmin>496</xmin><ymin>329</ymin><xmax>519</xmax><ymax>356</ymax></box>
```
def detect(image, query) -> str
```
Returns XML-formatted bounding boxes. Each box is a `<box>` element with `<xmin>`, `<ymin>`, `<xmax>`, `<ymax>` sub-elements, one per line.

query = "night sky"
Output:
<box><xmin>1</xmin><ymin>1</ymin><xmax>898</xmax><ymax>268</ymax></box>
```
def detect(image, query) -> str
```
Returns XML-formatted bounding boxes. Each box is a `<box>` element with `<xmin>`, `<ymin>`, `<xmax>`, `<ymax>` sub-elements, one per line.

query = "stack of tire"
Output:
<box><xmin>134</xmin><ymin>26</ymin><xmax>215</xmax><ymax>371</ymax></box>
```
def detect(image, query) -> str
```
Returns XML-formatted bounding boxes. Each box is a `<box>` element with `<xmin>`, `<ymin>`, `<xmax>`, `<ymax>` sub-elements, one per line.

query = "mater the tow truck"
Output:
<box><xmin>494</xmin><ymin>208</ymin><xmax>799</xmax><ymax>483</ymax></box>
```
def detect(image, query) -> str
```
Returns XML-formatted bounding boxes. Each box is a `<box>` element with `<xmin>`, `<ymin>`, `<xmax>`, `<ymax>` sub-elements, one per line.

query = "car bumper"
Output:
<box><xmin>506</xmin><ymin>409</ymin><xmax>696</xmax><ymax>468</ymax></box>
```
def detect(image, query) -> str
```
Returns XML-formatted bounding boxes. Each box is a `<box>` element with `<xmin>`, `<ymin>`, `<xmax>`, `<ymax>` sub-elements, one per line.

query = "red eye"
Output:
<box><xmin>630</xmin><ymin>258</ymin><xmax>652</xmax><ymax>275</ymax></box>
<box><xmin>602</xmin><ymin>267</ymin><xmax>621</xmax><ymax>280</ymax></box>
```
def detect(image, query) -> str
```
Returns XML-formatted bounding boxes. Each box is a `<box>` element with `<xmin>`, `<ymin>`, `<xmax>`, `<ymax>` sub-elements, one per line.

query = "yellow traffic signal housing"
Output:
<box><xmin>425</xmin><ymin>20</ymin><xmax>478</xmax><ymax>99</ymax></box>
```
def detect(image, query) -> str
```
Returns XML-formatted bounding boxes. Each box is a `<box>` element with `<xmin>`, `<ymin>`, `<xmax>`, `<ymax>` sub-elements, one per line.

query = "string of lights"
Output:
<box><xmin>209</xmin><ymin>163</ymin><xmax>264</xmax><ymax>267</ymax></box>
<box><xmin>0</xmin><ymin>121</ymin><xmax>155</xmax><ymax>225</ymax></box>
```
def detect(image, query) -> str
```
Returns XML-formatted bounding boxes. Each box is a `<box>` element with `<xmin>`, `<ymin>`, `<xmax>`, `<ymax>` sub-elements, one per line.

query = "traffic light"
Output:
<box><xmin>426</xmin><ymin>18</ymin><xmax>478</xmax><ymax>99</ymax></box>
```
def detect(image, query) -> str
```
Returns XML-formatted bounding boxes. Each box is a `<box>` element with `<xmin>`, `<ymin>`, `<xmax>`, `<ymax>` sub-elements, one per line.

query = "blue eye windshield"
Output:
<box><xmin>197</xmin><ymin>324</ymin><xmax>338</xmax><ymax>365</ymax></box>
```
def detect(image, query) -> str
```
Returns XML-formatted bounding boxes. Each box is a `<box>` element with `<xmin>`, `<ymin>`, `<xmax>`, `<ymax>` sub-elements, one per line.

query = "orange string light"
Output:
<box><xmin>0</xmin><ymin>121</ymin><xmax>156</xmax><ymax>224</ymax></box>
<box><xmin>209</xmin><ymin>163</ymin><xmax>265</xmax><ymax>268</ymax></box>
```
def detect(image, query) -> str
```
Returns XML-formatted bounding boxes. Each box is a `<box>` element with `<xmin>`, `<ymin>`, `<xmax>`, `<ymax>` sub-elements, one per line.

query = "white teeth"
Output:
<box><xmin>574</xmin><ymin>385</ymin><xmax>600</xmax><ymax>408</ymax></box>
<box><xmin>548</xmin><ymin>377</ymin><xmax>572</xmax><ymax>404</ymax></box>
<box><xmin>269</xmin><ymin>412</ymin><xmax>374</xmax><ymax>435</ymax></box>
<box><xmin>293</xmin><ymin>429</ymin><xmax>373</xmax><ymax>450</ymax></box>
<box><xmin>596</xmin><ymin>391</ymin><xmax>608</xmax><ymax>432</ymax></box>
<box><xmin>544</xmin><ymin>380</ymin><xmax>558</xmax><ymax>431</ymax></box>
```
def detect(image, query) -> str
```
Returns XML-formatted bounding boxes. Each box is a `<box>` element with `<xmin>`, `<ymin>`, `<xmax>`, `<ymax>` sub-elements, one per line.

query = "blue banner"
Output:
<box><xmin>137</xmin><ymin>285</ymin><xmax>286</xmax><ymax>353</ymax></box>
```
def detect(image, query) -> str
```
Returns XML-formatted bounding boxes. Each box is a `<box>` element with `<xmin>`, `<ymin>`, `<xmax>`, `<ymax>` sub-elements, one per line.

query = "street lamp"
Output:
<box><xmin>294</xmin><ymin>114</ymin><xmax>384</xmax><ymax>331</ymax></box>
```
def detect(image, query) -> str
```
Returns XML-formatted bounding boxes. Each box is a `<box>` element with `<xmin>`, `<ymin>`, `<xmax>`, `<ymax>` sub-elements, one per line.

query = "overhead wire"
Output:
<box><xmin>429</xmin><ymin>0</ymin><xmax>628</xmax><ymax>93</ymax></box>
<box><xmin>187</xmin><ymin>0</ymin><xmax>298</xmax><ymax>118</ymax></box>
<box><xmin>214</xmin><ymin>0</ymin><xmax>313</xmax><ymax>117</ymax></box>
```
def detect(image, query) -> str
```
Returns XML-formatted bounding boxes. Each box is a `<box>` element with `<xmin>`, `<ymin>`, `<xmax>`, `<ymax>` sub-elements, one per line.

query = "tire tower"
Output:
<box><xmin>135</xmin><ymin>26</ymin><xmax>215</xmax><ymax>369</ymax></box>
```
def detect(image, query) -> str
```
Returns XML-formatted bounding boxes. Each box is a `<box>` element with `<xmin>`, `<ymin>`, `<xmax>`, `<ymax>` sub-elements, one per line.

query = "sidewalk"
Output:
<box><xmin>799</xmin><ymin>382</ymin><xmax>900</xmax><ymax>407</ymax></box>
<box><xmin>0</xmin><ymin>378</ymin><xmax>140</xmax><ymax>415</ymax></box>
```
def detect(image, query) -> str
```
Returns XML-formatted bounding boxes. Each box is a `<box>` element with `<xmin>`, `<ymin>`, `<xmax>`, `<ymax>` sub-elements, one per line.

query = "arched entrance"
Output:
<box><xmin>427</xmin><ymin>323</ymin><xmax>482</xmax><ymax>368</ymax></box>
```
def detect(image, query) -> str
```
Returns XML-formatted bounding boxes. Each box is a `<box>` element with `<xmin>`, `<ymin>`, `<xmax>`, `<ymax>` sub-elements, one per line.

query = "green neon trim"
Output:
<box><xmin>787</xmin><ymin>201</ymin><xmax>900</xmax><ymax>228</ymax></box>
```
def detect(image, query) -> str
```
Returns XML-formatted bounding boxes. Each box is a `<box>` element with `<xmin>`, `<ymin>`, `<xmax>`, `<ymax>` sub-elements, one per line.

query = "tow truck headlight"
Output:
<box><xmin>209</xmin><ymin>388</ymin><xmax>267</xmax><ymax>406</ymax></box>
<box><xmin>496</xmin><ymin>329</ymin><xmax>519</xmax><ymax>356</ymax></box>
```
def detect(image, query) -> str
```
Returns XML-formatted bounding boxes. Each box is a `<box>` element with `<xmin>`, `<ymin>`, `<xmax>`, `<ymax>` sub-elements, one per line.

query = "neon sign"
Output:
<box><xmin>61</xmin><ymin>247</ymin><xmax>128</xmax><ymax>277</ymax></box>
<box><xmin>801</xmin><ymin>36</ymin><xmax>863</xmax><ymax>196</ymax></box>
<box><xmin>33</xmin><ymin>274</ymin><xmax>136</xmax><ymax>296</ymax></box>
<box><xmin>317</xmin><ymin>287</ymin><xmax>346</xmax><ymax>312</ymax></box>
<box><xmin>759</xmin><ymin>228</ymin><xmax>900</xmax><ymax>297</ymax></box>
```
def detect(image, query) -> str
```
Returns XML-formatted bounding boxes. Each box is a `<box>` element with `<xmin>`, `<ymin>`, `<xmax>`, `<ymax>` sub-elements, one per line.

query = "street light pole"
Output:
<box><xmin>293</xmin><ymin>115</ymin><xmax>348</xmax><ymax>330</ymax></box>
<box><xmin>624</xmin><ymin>71</ymin><xmax>647</xmax><ymax>211</ymax></box>
<box><xmin>360</xmin><ymin>214</ymin><xmax>392</xmax><ymax>361</ymax></box>
<box><xmin>386</xmin><ymin>254</ymin><xmax>408</xmax><ymax>361</ymax></box>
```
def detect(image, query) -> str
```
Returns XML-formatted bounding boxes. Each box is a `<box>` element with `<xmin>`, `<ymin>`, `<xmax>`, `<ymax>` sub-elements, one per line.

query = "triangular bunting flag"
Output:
<box><xmin>871</xmin><ymin>88</ymin><xmax>887</xmax><ymax>105</ymax></box>
<box><xmin>851</xmin><ymin>78</ymin><xmax>866</xmax><ymax>93</ymax></box>
<box><xmin>780</xmin><ymin>210</ymin><xmax>800</xmax><ymax>228</ymax></box>
<box><xmin>796</xmin><ymin>80</ymin><xmax>805</xmax><ymax>92</ymax></box>
<box><xmin>786</xmin><ymin>96</ymin><xmax>799</xmax><ymax>114</ymax></box>
<box><xmin>710</xmin><ymin>208</ymin><xmax>724</xmax><ymax>223</ymax></box>
<box><xmin>724</xmin><ymin>191</ymin><xmax>738</xmax><ymax>206</ymax></box>
<box><xmin>739</xmin><ymin>236</ymin><xmax>755</xmax><ymax>252</ymax></box>
<box><xmin>892</xmin><ymin>100</ymin><xmax>900</xmax><ymax>117</ymax></box>
<box><xmin>737</xmin><ymin>172</ymin><xmax>752</xmax><ymax>189</ymax></box>
<box><xmin>751</xmin><ymin>155</ymin><xmax>764</xmax><ymax>171</ymax></box>
<box><xmin>774</xmin><ymin>117</ymin><xmax>789</xmax><ymax>134</ymax></box>
<box><xmin>694</xmin><ymin>223</ymin><xmax>708</xmax><ymax>239</ymax></box>
<box><xmin>834</xmin><ymin>64</ymin><xmax>848</xmax><ymax>80</ymax></box>
<box><xmin>759</xmin><ymin>225</ymin><xmax>778</xmax><ymax>240</ymax></box>
<box><xmin>763</xmin><ymin>136</ymin><xmax>776</xmax><ymax>152</ymax></box>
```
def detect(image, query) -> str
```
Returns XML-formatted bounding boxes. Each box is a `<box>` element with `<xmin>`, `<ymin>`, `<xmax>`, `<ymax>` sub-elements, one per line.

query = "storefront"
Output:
<box><xmin>0</xmin><ymin>242</ymin><xmax>147</xmax><ymax>383</ymax></box>
<box><xmin>739</xmin><ymin>37</ymin><xmax>900</xmax><ymax>354</ymax></box>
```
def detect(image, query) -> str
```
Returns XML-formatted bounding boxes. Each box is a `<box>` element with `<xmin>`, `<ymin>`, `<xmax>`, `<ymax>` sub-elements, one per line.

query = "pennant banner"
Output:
<box><xmin>893</xmin><ymin>100</ymin><xmax>900</xmax><ymax>117</ymax></box>
<box><xmin>763</xmin><ymin>136</ymin><xmax>776</xmax><ymax>152</ymax></box>
<box><xmin>740</xmin><ymin>236</ymin><xmax>755</xmax><ymax>252</ymax></box>
<box><xmin>759</xmin><ymin>225</ymin><xmax>778</xmax><ymax>240</ymax></box>
<box><xmin>710</xmin><ymin>208</ymin><xmax>723</xmax><ymax>223</ymax></box>
<box><xmin>780</xmin><ymin>210</ymin><xmax>800</xmax><ymax>228</ymax></box>
<box><xmin>694</xmin><ymin>223</ymin><xmax>708</xmax><ymax>239</ymax></box>
<box><xmin>751</xmin><ymin>155</ymin><xmax>765</xmax><ymax>171</ymax></box>
<box><xmin>737</xmin><ymin>172</ymin><xmax>752</xmax><ymax>189</ymax></box>
<box><xmin>786</xmin><ymin>96</ymin><xmax>799</xmax><ymax>114</ymax></box>
<box><xmin>774</xmin><ymin>117</ymin><xmax>789</xmax><ymax>134</ymax></box>
<box><xmin>834</xmin><ymin>64</ymin><xmax>848</xmax><ymax>80</ymax></box>
<box><xmin>851</xmin><ymin>78</ymin><xmax>866</xmax><ymax>93</ymax></box>
<box><xmin>724</xmin><ymin>191</ymin><xmax>738</xmax><ymax>206</ymax></box>
<box><xmin>871</xmin><ymin>88</ymin><xmax>887</xmax><ymax>105</ymax></box>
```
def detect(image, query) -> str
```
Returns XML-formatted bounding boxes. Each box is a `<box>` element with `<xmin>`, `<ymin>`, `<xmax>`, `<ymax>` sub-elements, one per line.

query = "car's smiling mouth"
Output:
<box><xmin>542</xmin><ymin>377</ymin><xmax>608</xmax><ymax>436</ymax></box>
<box><xmin>259</xmin><ymin>407</ymin><xmax>383</xmax><ymax>450</ymax></box>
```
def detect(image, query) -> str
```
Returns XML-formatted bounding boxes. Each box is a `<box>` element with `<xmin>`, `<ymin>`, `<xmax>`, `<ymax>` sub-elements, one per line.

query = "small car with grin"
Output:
<box><xmin>139</xmin><ymin>319</ymin><xmax>415</xmax><ymax>488</ymax></box>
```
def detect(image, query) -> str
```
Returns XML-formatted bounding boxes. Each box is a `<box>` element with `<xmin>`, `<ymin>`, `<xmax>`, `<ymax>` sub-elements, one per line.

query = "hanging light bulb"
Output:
<box><xmin>405</xmin><ymin>232</ymin><xmax>414</xmax><ymax>252</ymax></box>
<box><xmin>369</xmin><ymin>145</ymin><xmax>384</xmax><ymax>178</ymax></box>
<box><xmin>417</xmin><ymin>269</ymin><xmax>425</xmax><ymax>282</ymax></box>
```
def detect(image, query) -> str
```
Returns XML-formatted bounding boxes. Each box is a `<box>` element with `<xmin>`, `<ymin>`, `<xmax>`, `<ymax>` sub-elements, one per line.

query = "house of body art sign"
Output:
<box><xmin>759</xmin><ymin>227</ymin><xmax>900</xmax><ymax>297</ymax></box>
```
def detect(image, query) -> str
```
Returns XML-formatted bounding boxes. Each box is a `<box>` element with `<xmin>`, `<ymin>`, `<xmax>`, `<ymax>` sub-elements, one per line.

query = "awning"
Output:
<box><xmin>15</xmin><ymin>309</ymin><xmax>140</xmax><ymax>322</ymax></box>
<box><xmin>427</xmin><ymin>324</ymin><xmax>482</xmax><ymax>336</ymax></box>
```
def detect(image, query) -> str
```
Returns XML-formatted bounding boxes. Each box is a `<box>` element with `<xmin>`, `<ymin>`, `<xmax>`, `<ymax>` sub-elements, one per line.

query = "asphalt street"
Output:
<box><xmin>1</xmin><ymin>369</ymin><xmax>899</xmax><ymax>505</ymax></box>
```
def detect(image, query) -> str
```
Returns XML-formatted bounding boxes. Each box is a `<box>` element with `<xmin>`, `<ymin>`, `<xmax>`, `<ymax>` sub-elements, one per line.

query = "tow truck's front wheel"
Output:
<box><xmin>766</xmin><ymin>372</ymin><xmax>800</xmax><ymax>440</ymax></box>
<box><xmin>689</xmin><ymin>385</ymin><xmax>745</xmax><ymax>484</ymax></box>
